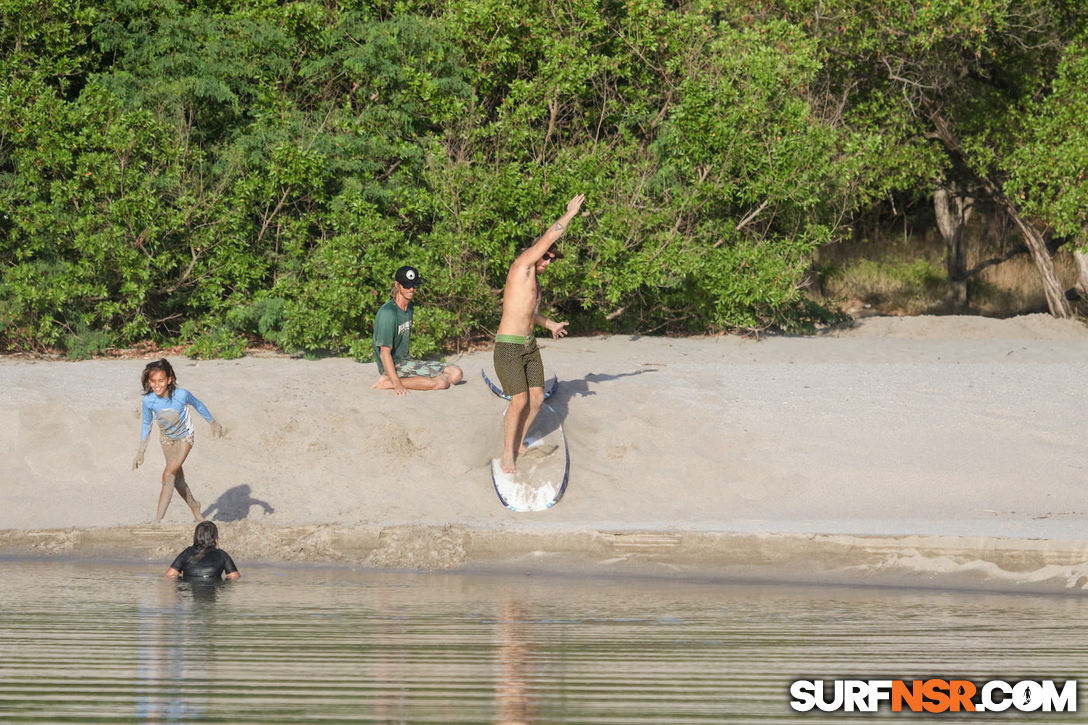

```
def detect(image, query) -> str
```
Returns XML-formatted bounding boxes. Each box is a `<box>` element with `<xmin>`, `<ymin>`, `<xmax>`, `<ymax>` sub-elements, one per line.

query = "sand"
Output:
<box><xmin>3</xmin><ymin>313</ymin><xmax>1088</xmax><ymax>592</ymax></box>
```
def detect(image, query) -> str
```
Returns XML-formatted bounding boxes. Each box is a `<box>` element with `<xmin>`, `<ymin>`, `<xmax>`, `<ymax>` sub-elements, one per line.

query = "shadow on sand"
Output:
<box><xmin>544</xmin><ymin>368</ymin><xmax>659</xmax><ymax>423</ymax></box>
<box><xmin>202</xmin><ymin>484</ymin><xmax>275</xmax><ymax>522</ymax></box>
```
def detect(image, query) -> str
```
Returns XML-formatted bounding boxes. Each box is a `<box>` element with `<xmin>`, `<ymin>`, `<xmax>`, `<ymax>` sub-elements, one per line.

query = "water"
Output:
<box><xmin>2</xmin><ymin>559</ymin><xmax>1088</xmax><ymax>723</ymax></box>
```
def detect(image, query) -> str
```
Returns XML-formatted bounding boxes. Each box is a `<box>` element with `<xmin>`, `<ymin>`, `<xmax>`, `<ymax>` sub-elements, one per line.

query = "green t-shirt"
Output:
<box><xmin>372</xmin><ymin>299</ymin><xmax>413</xmax><ymax>374</ymax></box>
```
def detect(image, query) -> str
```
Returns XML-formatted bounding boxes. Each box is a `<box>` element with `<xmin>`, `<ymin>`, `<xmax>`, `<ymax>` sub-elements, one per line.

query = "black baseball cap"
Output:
<box><xmin>394</xmin><ymin>265</ymin><xmax>422</xmax><ymax>288</ymax></box>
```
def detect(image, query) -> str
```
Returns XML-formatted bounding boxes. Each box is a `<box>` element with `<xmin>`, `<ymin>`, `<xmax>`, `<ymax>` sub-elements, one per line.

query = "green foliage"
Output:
<box><xmin>225</xmin><ymin>295</ymin><xmax>288</xmax><ymax>347</ymax></box>
<box><xmin>6</xmin><ymin>0</ymin><xmax>1085</xmax><ymax>356</ymax></box>
<box><xmin>1005</xmin><ymin>36</ymin><xmax>1088</xmax><ymax>250</ymax></box>
<box><xmin>275</xmin><ymin>198</ymin><xmax>403</xmax><ymax>357</ymax></box>
<box><xmin>62</xmin><ymin>325</ymin><xmax>114</xmax><ymax>360</ymax></box>
<box><xmin>183</xmin><ymin>324</ymin><xmax>247</xmax><ymax>360</ymax></box>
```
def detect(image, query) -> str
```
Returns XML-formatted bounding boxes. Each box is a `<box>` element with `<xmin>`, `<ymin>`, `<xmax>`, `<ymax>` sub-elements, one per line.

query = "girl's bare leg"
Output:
<box><xmin>156</xmin><ymin>440</ymin><xmax>194</xmax><ymax>522</ymax></box>
<box><xmin>155</xmin><ymin>481</ymin><xmax>173</xmax><ymax>521</ymax></box>
<box><xmin>173</xmin><ymin>467</ymin><xmax>204</xmax><ymax>522</ymax></box>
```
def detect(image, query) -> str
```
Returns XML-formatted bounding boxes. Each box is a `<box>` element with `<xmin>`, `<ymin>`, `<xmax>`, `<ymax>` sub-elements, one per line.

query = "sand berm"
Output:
<box><xmin>3</xmin><ymin>314</ymin><xmax>1087</xmax><ymax>593</ymax></box>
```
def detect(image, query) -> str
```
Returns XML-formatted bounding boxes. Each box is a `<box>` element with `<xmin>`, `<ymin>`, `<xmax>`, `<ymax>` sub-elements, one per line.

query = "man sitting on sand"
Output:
<box><xmin>371</xmin><ymin>265</ymin><xmax>463</xmax><ymax>396</ymax></box>
<box><xmin>494</xmin><ymin>194</ymin><xmax>585</xmax><ymax>473</ymax></box>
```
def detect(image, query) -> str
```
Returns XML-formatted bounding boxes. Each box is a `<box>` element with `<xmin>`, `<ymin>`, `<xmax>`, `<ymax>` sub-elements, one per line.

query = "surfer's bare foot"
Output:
<box><xmin>370</xmin><ymin>376</ymin><xmax>391</xmax><ymax>389</ymax></box>
<box><xmin>500</xmin><ymin>454</ymin><xmax>517</xmax><ymax>474</ymax></box>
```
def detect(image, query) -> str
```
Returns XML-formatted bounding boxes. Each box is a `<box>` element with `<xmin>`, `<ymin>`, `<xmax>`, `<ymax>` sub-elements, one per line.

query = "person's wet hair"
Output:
<box><xmin>193</xmin><ymin>521</ymin><xmax>218</xmax><ymax>550</ymax></box>
<box><xmin>141</xmin><ymin>358</ymin><xmax>177</xmax><ymax>397</ymax></box>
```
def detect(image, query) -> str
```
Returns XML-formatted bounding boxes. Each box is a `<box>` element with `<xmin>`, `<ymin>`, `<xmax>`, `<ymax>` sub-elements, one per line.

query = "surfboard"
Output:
<box><xmin>490</xmin><ymin>402</ymin><xmax>568</xmax><ymax>512</ymax></box>
<box><xmin>480</xmin><ymin>368</ymin><xmax>558</xmax><ymax>400</ymax></box>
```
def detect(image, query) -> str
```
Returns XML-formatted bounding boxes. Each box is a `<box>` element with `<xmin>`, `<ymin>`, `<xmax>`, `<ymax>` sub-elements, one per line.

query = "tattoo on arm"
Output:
<box><xmin>552</xmin><ymin>222</ymin><xmax>565</xmax><ymax>233</ymax></box>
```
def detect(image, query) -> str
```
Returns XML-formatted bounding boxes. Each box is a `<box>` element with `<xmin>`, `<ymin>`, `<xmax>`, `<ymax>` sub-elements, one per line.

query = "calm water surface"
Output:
<box><xmin>2</xmin><ymin>559</ymin><xmax>1088</xmax><ymax>723</ymax></box>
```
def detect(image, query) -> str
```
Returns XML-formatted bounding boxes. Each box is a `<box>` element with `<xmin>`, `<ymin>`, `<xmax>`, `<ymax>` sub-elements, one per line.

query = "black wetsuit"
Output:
<box><xmin>170</xmin><ymin>546</ymin><xmax>238</xmax><ymax>580</ymax></box>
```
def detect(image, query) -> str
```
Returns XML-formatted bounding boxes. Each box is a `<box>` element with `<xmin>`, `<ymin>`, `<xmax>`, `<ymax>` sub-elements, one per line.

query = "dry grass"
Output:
<box><xmin>811</xmin><ymin>224</ymin><xmax>1082</xmax><ymax>317</ymax></box>
<box><xmin>971</xmin><ymin>252</ymin><xmax>1079</xmax><ymax>315</ymax></box>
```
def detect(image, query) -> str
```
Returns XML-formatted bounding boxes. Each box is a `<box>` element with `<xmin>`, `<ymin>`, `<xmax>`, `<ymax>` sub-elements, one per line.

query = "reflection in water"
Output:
<box><xmin>370</xmin><ymin>575</ymin><xmax>408</xmax><ymax>724</ymax></box>
<box><xmin>136</xmin><ymin>578</ymin><xmax>225</xmax><ymax>722</ymax></box>
<box><xmin>3</xmin><ymin>561</ymin><xmax>1088</xmax><ymax>723</ymax></box>
<box><xmin>497</xmin><ymin>599</ymin><xmax>534</xmax><ymax>724</ymax></box>
<box><xmin>136</xmin><ymin>578</ymin><xmax>183</xmax><ymax>723</ymax></box>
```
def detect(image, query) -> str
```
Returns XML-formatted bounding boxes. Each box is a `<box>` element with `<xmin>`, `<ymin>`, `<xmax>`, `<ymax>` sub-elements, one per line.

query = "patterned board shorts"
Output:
<box><xmin>493</xmin><ymin>337</ymin><xmax>544</xmax><ymax>396</ymax></box>
<box><xmin>392</xmin><ymin>358</ymin><xmax>448</xmax><ymax>378</ymax></box>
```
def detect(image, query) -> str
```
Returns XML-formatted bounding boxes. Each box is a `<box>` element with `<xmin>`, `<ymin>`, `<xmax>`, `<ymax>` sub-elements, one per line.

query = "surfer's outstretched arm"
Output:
<box><xmin>513</xmin><ymin>194</ymin><xmax>584</xmax><ymax>270</ymax></box>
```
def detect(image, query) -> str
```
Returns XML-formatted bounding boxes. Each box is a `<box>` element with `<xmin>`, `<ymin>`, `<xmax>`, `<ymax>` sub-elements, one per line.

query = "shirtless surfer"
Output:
<box><xmin>494</xmin><ymin>194</ymin><xmax>585</xmax><ymax>473</ymax></box>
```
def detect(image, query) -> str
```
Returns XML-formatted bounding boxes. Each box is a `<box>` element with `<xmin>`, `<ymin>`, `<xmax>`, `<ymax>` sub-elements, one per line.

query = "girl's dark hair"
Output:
<box><xmin>141</xmin><ymin>358</ymin><xmax>177</xmax><ymax>397</ymax></box>
<box><xmin>193</xmin><ymin>521</ymin><xmax>218</xmax><ymax>550</ymax></box>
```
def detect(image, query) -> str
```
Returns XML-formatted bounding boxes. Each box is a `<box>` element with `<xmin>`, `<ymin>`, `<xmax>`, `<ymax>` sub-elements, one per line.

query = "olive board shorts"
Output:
<box><xmin>493</xmin><ymin>334</ymin><xmax>544</xmax><ymax>396</ymax></box>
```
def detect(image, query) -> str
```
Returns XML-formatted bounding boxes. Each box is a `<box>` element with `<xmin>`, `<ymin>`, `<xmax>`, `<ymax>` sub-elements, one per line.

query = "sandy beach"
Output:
<box><xmin>3</xmin><ymin>314</ymin><xmax>1088</xmax><ymax>592</ymax></box>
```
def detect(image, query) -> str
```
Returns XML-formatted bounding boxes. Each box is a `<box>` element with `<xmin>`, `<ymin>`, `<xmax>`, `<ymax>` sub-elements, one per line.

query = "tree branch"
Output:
<box><xmin>967</xmin><ymin>245</ymin><xmax>1028</xmax><ymax>276</ymax></box>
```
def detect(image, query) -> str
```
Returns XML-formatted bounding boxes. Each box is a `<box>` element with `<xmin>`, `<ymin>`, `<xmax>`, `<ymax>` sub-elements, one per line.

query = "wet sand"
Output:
<box><xmin>3</xmin><ymin>314</ymin><xmax>1087</xmax><ymax>592</ymax></box>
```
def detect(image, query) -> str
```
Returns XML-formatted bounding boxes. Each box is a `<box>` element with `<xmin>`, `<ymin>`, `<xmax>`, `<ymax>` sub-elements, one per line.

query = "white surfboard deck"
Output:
<box><xmin>480</xmin><ymin>368</ymin><xmax>557</xmax><ymax>400</ymax></box>
<box><xmin>490</xmin><ymin>403</ymin><xmax>568</xmax><ymax>512</ymax></box>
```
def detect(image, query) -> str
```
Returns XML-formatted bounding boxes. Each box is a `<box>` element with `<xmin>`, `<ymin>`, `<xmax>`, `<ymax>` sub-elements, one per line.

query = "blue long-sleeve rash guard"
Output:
<box><xmin>141</xmin><ymin>388</ymin><xmax>213</xmax><ymax>442</ymax></box>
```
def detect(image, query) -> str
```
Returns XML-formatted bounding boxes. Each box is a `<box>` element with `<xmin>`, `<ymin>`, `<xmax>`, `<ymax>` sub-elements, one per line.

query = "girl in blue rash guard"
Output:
<box><xmin>132</xmin><ymin>358</ymin><xmax>224</xmax><ymax>522</ymax></box>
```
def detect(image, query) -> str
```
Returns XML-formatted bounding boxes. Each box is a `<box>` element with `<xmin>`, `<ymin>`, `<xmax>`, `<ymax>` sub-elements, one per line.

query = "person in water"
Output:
<box><xmin>494</xmin><ymin>194</ymin><xmax>584</xmax><ymax>473</ymax></box>
<box><xmin>167</xmin><ymin>521</ymin><xmax>240</xmax><ymax>580</ymax></box>
<box><xmin>132</xmin><ymin>358</ymin><xmax>224</xmax><ymax>522</ymax></box>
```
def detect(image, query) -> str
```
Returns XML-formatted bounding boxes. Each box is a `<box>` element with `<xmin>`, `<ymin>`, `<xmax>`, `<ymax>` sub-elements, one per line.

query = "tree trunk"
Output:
<box><xmin>933</xmin><ymin>185</ymin><xmax>972</xmax><ymax>310</ymax></box>
<box><xmin>928</xmin><ymin>115</ymin><xmax>1072</xmax><ymax>318</ymax></box>
<box><xmin>1000</xmin><ymin>202</ymin><xmax>1074</xmax><ymax>318</ymax></box>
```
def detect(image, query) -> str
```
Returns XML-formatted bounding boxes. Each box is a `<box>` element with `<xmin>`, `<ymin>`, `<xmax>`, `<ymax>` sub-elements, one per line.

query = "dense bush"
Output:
<box><xmin>2</xmin><ymin>0</ymin><xmax>1085</xmax><ymax>358</ymax></box>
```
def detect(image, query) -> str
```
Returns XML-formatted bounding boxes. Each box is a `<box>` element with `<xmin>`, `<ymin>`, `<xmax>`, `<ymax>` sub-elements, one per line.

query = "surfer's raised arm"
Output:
<box><xmin>513</xmin><ymin>194</ymin><xmax>585</xmax><ymax>269</ymax></box>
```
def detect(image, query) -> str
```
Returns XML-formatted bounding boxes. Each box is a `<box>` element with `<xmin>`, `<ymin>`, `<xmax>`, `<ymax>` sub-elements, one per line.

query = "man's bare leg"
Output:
<box><xmin>501</xmin><ymin>393</ymin><xmax>530</xmax><ymax>473</ymax></box>
<box><xmin>516</xmin><ymin>387</ymin><xmax>545</xmax><ymax>454</ymax></box>
<box><xmin>370</xmin><ymin>374</ymin><xmax>451</xmax><ymax>390</ymax></box>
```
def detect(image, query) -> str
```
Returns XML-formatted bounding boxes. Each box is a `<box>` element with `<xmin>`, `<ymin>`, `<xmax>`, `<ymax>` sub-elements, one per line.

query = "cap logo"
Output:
<box><xmin>405</xmin><ymin>270</ymin><xmax>416</xmax><ymax>281</ymax></box>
